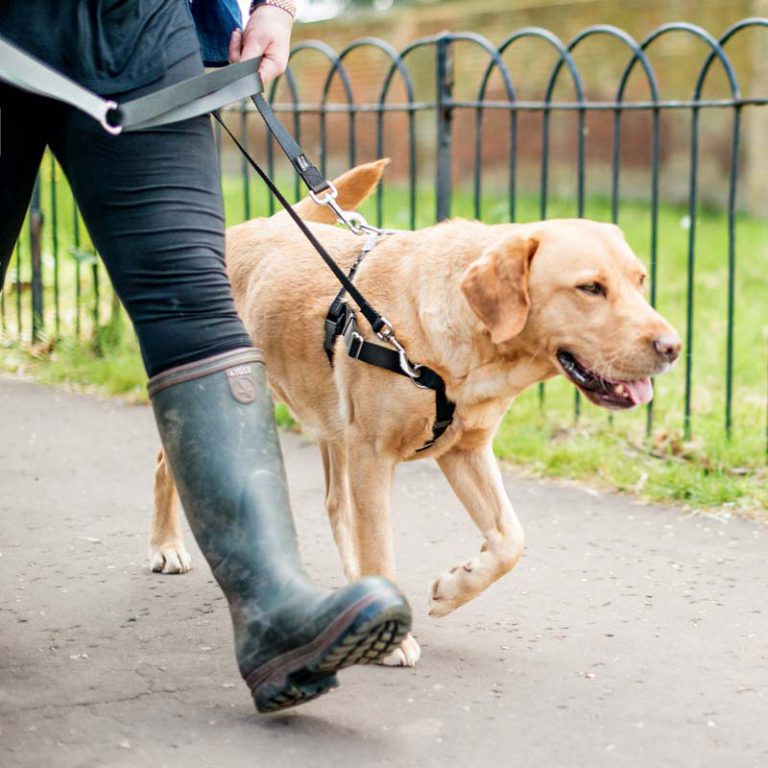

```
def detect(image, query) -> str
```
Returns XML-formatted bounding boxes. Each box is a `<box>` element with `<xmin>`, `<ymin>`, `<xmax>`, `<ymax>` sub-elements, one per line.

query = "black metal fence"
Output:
<box><xmin>3</xmin><ymin>20</ymin><xmax>767</xmax><ymax>455</ymax></box>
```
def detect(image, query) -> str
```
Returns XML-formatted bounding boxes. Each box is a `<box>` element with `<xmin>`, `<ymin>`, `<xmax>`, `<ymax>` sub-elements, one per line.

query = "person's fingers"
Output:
<box><xmin>240</xmin><ymin>32</ymin><xmax>266</xmax><ymax>64</ymax></box>
<box><xmin>228</xmin><ymin>29</ymin><xmax>242</xmax><ymax>63</ymax></box>
<box><xmin>258</xmin><ymin>54</ymin><xmax>284</xmax><ymax>84</ymax></box>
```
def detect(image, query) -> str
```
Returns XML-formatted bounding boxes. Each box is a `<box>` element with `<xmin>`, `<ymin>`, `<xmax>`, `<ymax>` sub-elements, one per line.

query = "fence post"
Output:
<box><xmin>29</xmin><ymin>176</ymin><xmax>44</xmax><ymax>341</ymax></box>
<box><xmin>435</xmin><ymin>34</ymin><xmax>454</xmax><ymax>222</ymax></box>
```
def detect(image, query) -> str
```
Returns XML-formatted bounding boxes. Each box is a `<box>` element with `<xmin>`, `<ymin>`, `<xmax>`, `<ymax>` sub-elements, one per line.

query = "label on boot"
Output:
<box><xmin>226</xmin><ymin>366</ymin><xmax>257</xmax><ymax>404</ymax></box>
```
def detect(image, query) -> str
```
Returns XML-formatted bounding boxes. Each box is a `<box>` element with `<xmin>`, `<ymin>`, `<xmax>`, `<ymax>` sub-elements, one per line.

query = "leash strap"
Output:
<box><xmin>214</xmin><ymin>111</ymin><xmax>456</xmax><ymax>451</ymax></box>
<box><xmin>0</xmin><ymin>33</ymin><xmax>331</xmax><ymax>194</ymax></box>
<box><xmin>212</xmin><ymin>112</ymin><xmax>389</xmax><ymax>335</ymax></box>
<box><xmin>0</xmin><ymin>35</ymin><xmax>264</xmax><ymax>135</ymax></box>
<box><xmin>251</xmin><ymin>94</ymin><xmax>330</xmax><ymax>194</ymax></box>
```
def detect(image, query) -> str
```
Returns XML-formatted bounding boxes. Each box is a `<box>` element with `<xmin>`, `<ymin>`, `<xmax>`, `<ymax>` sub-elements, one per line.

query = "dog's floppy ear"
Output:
<box><xmin>460</xmin><ymin>235</ymin><xmax>539</xmax><ymax>344</ymax></box>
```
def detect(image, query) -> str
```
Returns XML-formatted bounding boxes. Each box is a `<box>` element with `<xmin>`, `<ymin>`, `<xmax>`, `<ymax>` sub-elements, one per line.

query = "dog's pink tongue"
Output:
<box><xmin>625</xmin><ymin>377</ymin><xmax>654</xmax><ymax>405</ymax></box>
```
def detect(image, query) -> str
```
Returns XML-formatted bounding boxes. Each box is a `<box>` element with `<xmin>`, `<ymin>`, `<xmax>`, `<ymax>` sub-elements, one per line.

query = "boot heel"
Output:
<box><xmin>255</xmin><ymin>671</ymin><xmax>340</xmax><ymax>713</ymax></box>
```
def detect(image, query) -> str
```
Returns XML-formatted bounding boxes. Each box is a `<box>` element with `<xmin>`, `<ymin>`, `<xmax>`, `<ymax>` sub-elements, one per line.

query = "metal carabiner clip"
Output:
<box><xmin>397</xmin><ymin>349</ymin><xmax>426</xmax><ymax>387</ymax></box>
<box><xmin>309</xmin><ymin>182</ymin><xmax>339</xmax><ymax>208</ymax></box>
<box><xmin>309</xmin><ymin>181</ymin><xmax>394</xmax><ymax>238</ymax></box>
<box><xmin>375</xmin><ymin>316</ymin><xmax>428</xmax><ymax>389</ymax></box>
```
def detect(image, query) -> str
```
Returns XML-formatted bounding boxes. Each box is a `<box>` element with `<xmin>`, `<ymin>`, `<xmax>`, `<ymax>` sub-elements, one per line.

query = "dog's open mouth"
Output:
<box><xmin>556</xmin><ymin>350</ymin><xmax>653</xmax><ymax>410</ymax></box>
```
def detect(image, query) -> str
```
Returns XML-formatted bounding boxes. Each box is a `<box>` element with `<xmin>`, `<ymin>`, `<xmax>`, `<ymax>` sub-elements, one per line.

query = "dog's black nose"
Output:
<box><xmin>653</xmin><ymin>334</ymin><xmax>681</xmax><ymax>363</ymax></box>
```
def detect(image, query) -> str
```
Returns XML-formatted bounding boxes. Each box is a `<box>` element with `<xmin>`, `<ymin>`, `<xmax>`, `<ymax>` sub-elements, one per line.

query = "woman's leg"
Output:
<box><xmin>0</xmin><ymin>84</ymin><xmax>48</xmax><ymax>288</ymax></box>
<box><xmin>47</xmin><ymin>54</ymin><xmax>411</xmax><ymax>712</ymax></box>
<box><xmin>48</xmin><ymin>56</ymin><xmax>251</xmax><ymax>374</ymax></box>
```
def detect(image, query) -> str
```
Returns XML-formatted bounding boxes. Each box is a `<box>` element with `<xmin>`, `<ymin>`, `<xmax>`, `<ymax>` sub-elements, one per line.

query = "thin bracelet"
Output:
<box><xmin>249</xmin><ymin>0</ymin><xmax>297</xmax><ymax>19</ymax></box>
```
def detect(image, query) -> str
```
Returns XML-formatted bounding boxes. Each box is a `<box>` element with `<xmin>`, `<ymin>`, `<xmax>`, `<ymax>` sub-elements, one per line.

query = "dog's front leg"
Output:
<box><xmin>431</xmin><ymin>441</ymin><xmax>525</xmax><ymax>617</ymax></box>
<box><xmin>346</xmin><ymin>442</ymin><xmax>420</xmax><ymax>667</ymax></box>
<box><xmin>149</xmin><ymin>449</ymin><xmax>192</xmax><ymax>574</ymax></box>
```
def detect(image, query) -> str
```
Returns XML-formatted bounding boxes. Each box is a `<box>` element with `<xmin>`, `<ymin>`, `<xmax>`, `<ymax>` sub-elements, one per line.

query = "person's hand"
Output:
<box><xmin>228</xmin><ymin>5</ymin><xmax>294</xmax><ymax>84</ymax></box>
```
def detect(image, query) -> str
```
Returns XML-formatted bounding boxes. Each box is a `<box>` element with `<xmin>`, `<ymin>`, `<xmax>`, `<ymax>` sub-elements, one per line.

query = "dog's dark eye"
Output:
<box><xmin>577</xmin><ymin>282</ymin><xmax>606</xmax><ymax>297</ymax></box>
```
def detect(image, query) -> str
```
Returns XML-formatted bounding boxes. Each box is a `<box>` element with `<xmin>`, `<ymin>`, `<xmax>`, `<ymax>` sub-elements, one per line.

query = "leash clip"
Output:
<box><xmin>310</xmin><ymin>182</ymin><xmax>394</xmax><ymax>238</ymax></box>
<box><xmin>376</xmin><ymin>316</ymin><xmax>427</xmax><ymax>388</ymax></box>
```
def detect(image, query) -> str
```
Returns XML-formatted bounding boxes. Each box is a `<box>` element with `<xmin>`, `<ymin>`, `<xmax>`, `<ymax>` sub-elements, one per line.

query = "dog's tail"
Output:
<box><xmin>283</xmin><ymin>158</ymin><xmax>390</xmax><ymax>224</ymax></box>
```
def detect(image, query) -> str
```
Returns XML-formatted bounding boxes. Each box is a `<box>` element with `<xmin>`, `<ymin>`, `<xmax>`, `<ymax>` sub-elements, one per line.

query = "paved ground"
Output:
<box><xmin>0</xmin><ymin>375</ymin><xmax>766</xmax><ymax>768</ymax></box>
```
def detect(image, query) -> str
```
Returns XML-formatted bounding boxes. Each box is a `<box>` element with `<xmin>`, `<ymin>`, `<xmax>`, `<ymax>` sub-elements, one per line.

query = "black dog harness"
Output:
<box><xmin>323</xmin><ymin>234</ymin><xmax>455</xmax><ymax>452</ymax></box>
<box><xmin>0</xmin><ymin>36</ymin><xmax>456</xmax><ymax>452</ymax></box>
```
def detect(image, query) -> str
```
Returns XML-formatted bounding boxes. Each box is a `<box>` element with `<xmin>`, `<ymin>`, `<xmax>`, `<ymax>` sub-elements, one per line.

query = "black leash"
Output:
<box><xmin>213</xmin><ymin>107</ymin><xmax>388</xmax><ymax>336</ymax></box>
<box><xmin>213</xmin><ymin>105</ymin><xmax>456</xmax><ymax>452</ymax></box>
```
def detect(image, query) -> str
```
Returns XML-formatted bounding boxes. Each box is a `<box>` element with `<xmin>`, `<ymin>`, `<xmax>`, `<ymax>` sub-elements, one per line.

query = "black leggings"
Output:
<box><xmin>0</xmin><ymin>52</ymin><xmax>252</xmax><ymax>377</ymax></box>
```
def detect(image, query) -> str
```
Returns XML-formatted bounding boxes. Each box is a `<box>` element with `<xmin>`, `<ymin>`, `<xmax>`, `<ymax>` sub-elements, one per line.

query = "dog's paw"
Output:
<box><xmin>149</xmin><ymin>542</ymin><xmax>191</xmax><ymax>574</ymax></box>
<box><xmin>379</xmin><ymin>633</ymin><xmax>421</xmax><ymax>667</ymax></box>
<box><xmin>428</xmin><ymin>564</ymin><xmax>473</xmax><ymax>617</ymax></box>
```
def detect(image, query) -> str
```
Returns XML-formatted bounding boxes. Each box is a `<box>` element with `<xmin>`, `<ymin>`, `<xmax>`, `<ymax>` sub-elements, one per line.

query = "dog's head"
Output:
<box><xmin>460</xmin><ymin>219</ymin><xmax>680</xmax><ymax>409</ymax></box>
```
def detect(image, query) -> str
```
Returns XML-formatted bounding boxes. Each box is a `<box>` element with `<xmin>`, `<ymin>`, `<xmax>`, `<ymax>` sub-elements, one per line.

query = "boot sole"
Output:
<box><xmin>245</xmin><ymin>590</ymin><xmax>411</xmax><ymax>713</ymax></box>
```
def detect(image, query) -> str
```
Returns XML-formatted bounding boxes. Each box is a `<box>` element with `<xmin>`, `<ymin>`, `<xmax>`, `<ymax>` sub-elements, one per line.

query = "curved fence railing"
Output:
<box><xmin>3</xmin><ymin>20</ymin><xmax>767</xmax><ymax>459</ymax></box>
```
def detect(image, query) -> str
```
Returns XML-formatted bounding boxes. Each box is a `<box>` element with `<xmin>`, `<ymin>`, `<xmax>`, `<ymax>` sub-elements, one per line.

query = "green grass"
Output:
<box><xmin>2</xmin><ymin>168</ymin><xmax>766</xmax><ymax>519</ymax></box>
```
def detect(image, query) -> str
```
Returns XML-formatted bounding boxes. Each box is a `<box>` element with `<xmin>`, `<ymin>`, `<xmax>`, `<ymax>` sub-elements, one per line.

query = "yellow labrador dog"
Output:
<box><xmin>149</xmin><ymin>160</ymin><xmax>681</xmax><ymax>667</ymax></box>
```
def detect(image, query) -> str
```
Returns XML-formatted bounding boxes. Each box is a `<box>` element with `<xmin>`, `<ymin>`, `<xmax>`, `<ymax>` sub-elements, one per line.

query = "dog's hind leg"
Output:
<box><xmin>149</xmin><ymin>449</ymin><xmax>192</xmax><ymax>574</ymax></box>
<box><xmin>346</xmin><ymin>442</ymin><xmax>420</xmax><ymax>667</ymax></box>
<box><xmin>319</xmin><ymin>439</ymin><xmax>359</xmax><ymax>581</ymax></box>
<box><xmin>431</xmin><ymin>441</ymin><xmax>525</xmax><ymax>617</ymax></box>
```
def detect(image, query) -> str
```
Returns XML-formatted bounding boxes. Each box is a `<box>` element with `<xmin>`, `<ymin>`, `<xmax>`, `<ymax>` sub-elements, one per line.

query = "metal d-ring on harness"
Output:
<box><xmin>0</xmin><ymin>36</ymin><xmax>455</xmax><ymax>452</ymax></box>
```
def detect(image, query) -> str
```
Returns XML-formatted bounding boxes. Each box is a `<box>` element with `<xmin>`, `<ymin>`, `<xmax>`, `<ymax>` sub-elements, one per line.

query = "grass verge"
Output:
<box><xmin>2</xmin><ymin>331</ymin><xmax>765</xmax><ymax>521</ymax></box>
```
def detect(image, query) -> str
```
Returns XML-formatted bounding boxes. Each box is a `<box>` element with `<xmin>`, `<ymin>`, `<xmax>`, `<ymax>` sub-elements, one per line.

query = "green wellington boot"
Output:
<box><xmin>148</xmin><ymin>347</ymin><xmax>411</xmax><ymax>713</ymax></box>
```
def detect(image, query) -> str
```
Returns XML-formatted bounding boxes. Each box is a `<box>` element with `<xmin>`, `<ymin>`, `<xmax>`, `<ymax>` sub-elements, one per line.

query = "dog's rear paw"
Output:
<box><xmin>379</xmin><ymin>633</ymin><xmax>421</xmax><ymax>667</ymax></box>
<box><xmin>149</xmin><ymin>542</ymin><xmax>191</xmax><ymax>574</ymax></box>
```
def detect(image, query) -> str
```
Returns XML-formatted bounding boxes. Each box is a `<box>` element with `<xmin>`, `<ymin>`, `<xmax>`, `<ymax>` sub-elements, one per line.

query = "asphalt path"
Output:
<box><xmin>1</xmin><ymin>376</ymin><xmax>766</xmax><ymax>767</ymax></box>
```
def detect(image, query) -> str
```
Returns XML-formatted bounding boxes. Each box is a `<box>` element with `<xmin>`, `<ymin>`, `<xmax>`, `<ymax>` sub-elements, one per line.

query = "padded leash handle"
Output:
<box><xmin>0</xmin><ymin>35</ymin><xmax>265</xmax><ymax>134</ymax></box>
<box><xmin>0</xmin><ymin>35</ymin><xmax>121</xmax><ymax>133</ymax></box>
